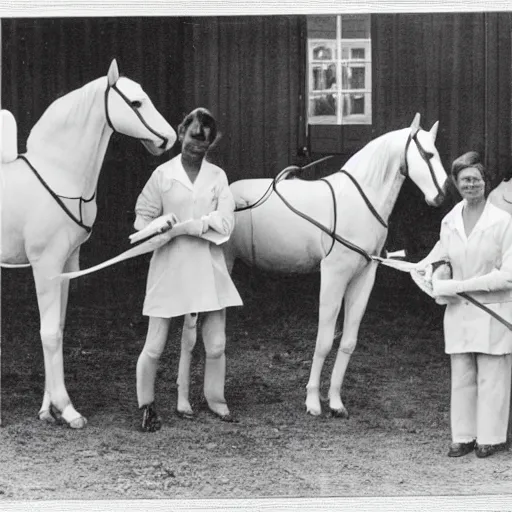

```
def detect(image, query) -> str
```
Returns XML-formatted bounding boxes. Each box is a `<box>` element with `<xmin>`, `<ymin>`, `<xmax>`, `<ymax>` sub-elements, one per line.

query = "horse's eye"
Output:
<box><xmin>131</xmin><ymin>100</ymin><xmax>142</xmax><ymax>109</ymax></box>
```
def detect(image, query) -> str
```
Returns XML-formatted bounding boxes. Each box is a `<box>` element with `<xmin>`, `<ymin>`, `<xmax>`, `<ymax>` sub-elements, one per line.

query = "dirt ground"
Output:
<box><xmin>2</xmin><ymin>238</ymin><xmax>512</xmax><ymax>503</ymax></box>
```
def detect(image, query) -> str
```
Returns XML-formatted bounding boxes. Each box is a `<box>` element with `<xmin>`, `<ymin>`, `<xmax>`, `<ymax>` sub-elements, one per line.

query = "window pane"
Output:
<box><xmin>310</xmin><ymin>93</ymin><xmax>337</xmax><ymax>116</ymax></box>
<box><xmin>342</xmin><ymin>93</ymin><xmax>368</xmax><ymax>117</ymax></box>
<box><xmin>312</xmin><ymin>45</ymin><xmax>333</xmax><ymax>60</ymax></box>
<box><xmin>312</xmin><ymin>64</ymin><xmax>336</xmax><ymax>91</ymax></box>
<box><xmin>351</xmin><ymin>48</ymin><xmax>365</xmax><ymax>60</ymax></box>
<box><xmin>350</xmin><ymin>67</ymin><xmax>365</xmax><ymax>89</ymax></box>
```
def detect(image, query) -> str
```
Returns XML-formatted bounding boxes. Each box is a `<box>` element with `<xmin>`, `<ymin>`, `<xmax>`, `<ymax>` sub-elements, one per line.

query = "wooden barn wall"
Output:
<box><xmin>1</xmin><ymin>17</ymin><xmax>185</xmax><ymax>233</ymax></box>
<box><xmin>373</xmin><ymin>12</ymin><xmax>512</xmax><ymax>185</ymax></box>
<box><xmin>180</xmin><ymin>16</ymin><xmax>304</xmax><ymax>182</ymax></box>
<box><xmin>372</xmin><ymin>12</ymin><xmax>512</xmax><ymax>256</ymax></box>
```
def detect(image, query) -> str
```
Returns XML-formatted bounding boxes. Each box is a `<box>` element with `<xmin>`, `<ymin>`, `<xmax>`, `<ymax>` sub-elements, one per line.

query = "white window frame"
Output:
<box><xmin>307</xmin><ymin>15</ymin><xmax>372</xmax><ymax>126</ymax></box>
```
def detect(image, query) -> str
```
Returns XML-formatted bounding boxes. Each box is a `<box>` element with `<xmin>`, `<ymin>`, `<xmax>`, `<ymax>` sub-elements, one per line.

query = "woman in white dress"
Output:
<box><xmin>418</xmin><ymin>151</ymin><xmax>512</xmax><ymax>458</ymax></box>
<box><xmin>133</xmin><ymin>108</ymin><xmax>243</xmax><ymax>432</ymax></box>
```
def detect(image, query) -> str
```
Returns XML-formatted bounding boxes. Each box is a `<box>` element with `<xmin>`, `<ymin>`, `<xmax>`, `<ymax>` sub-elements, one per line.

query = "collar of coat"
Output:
<box><xmin>160</xmin><ymin>155</ymin><xmax>220</xmax><ymax>192</ymax></box>
<box><xmin>442</xmin><ymin>199</ymin><xmax>509</xmax><ymax>237</ymax></box>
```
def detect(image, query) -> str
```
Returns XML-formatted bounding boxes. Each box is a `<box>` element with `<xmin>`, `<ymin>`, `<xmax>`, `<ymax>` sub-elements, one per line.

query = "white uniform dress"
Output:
<box><xmin>135</xmin><ymin>155</ymin><xmax>243</xmax><ymax>318</ymax></box>
<box><xmin>420</xmin><ymin>199</ymin><xmax>512</xmax><ymax>445</ymax></box>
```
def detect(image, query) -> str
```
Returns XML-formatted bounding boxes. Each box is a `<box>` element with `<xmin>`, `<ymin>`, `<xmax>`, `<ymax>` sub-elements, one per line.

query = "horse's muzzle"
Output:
<box><xmin>426</xmin><ymin>181</ymin><xmax>449</xmax><ymax>207</ymax></box>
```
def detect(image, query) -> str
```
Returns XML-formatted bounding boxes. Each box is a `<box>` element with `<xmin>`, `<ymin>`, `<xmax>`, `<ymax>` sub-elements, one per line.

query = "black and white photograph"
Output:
<box><xmin>1</xmin><ymin>1</ymin><xmax>512</xmax><ymax>510</ymax></box>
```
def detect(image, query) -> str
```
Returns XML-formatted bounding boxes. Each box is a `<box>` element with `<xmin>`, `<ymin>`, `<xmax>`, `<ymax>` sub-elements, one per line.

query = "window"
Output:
<box><xmin>307</xmin><ymin>14</ymin><xmax>372</xmax><ymax>126</ymax></box>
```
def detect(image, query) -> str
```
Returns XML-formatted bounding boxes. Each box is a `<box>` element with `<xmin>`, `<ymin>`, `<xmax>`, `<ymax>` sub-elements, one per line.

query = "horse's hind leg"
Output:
<box><xmin>328</xmin><ymin>263</ymin><xmax>378</xmax><ymax>418</ymax></box>
<box><xmin>305</xmin><ymin>259</ymin><xmax>350</xmax><ymax>416</ymax></box>
<box><xmin>176</xmin><ymin>312</ymin><xmax>198</xmax><ymax>418</ymax></box>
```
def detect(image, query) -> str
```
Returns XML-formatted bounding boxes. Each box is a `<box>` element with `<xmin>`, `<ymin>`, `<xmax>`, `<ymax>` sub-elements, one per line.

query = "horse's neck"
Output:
<box><xmin>25</xmin><ymin>77</ymin><xmax>111</xmax><ymax>199</ymax></box>
<box><xmin>339</xmin><ymin>130</ymin><xmax>407</xmax><ymax>222</ymax></box>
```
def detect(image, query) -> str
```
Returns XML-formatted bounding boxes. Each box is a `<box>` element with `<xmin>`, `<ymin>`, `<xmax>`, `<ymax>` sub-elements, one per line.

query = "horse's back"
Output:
<box><xmin>489</xmin><ymin>180</ymin><xmax>512</xmax><ymax>216</ymax></box>
<box><xmin>228</xmin><ymin>178</ymin><xmax>334</xmax><ymax>273</ymax></box>
<box><xmin>1</xmin><ymin>110</ymin><xmax>18</xmax><ymax>163</ymax></box>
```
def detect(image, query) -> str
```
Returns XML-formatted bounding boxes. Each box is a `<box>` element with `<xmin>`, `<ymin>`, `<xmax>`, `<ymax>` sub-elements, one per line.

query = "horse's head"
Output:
<box><xmin>104</xmin><ymin>60</ymin><xmax>177</xmax><ymax>155</ymax></box>
<box><xmin>401</xmin><ymin>113</ymin><xmax>448</xmax><ymax>207</ymax></box>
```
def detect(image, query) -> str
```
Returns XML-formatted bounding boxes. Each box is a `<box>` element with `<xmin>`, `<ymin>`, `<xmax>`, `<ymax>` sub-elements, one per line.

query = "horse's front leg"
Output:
<box><xmin>176</xmin><ymin>312</ymin><xmax>198</xmax><ymax>418</ymax></box>
<box><xmin>328</xmin><ymin>263</ymin><xmax>378</xmax><ymax>418</ymax></box>
<box><xmin>33</xmin><ymin>252</ymin><xmax>87</xmax><ymax>429</ymax></box>
<box><xmin>305</xmin><ymin>257</ymin><xmax>350</xmax><ymax>416</ymax></box>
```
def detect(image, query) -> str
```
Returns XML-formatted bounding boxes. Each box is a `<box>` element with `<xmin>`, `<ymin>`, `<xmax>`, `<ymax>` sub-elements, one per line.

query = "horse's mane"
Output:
<box><xmin>26</xmin><ymin>77</ymin><xmax>106</xmax><ymax>164</ymax></box>
<box><xmin>341</xmin><ymin>128</ymin><xmax>408</xmax><ymax>187</ymax></box>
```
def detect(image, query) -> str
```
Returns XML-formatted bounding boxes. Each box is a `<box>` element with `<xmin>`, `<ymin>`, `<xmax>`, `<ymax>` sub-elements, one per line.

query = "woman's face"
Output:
<box><xmin>180</xmin><ymin>117</ymin><xmax>212</xmax><ymax>160</ymax></box>
<box><xmin>456</xmin><ymin>167</ymin><xmax>485</xmax><ymax>202</ymax></box>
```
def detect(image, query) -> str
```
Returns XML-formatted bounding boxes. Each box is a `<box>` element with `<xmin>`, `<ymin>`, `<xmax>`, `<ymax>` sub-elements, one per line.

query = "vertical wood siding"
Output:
<box><xmin>181</xmin><ymin>16</ymin><xmax>304</xmax><ymax>181</ymax></box>
<box><xmin>373</xmin><ymin>12</ymin><xmax>511</xmax><ymax>186</ymax></box>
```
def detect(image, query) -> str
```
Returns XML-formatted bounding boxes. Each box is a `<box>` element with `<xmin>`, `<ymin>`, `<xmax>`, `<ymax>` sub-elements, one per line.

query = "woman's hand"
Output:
<box><xmin>159</xmin><ymin>212</ymin><xmax>179</xmax><ymax>233</ymax></box>
<box><xmin>182</xmin><ymin>218</ymin><xmax>208</xmax><ymax>237</ymax></box>
<box><xmin>432</xmin><ymin>279</ymin><xmax>462</xmax><ymax>298</ymax></box>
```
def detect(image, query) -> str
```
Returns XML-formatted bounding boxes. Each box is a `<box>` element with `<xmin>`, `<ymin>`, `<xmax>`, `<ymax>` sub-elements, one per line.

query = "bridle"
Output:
<box><xmin>400</xmin><ymin>128</ymin><xmax>445</xmax><ymax>200</ymax></box>
<box><xmin>104</xmin><ymin>80</ymin><xmax>169</xmax><ymax>150</ymax></box>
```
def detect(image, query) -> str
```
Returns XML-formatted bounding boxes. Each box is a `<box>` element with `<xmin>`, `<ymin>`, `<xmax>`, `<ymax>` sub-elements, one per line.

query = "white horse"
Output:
<box><xmin>489</xmin><ymin>178</ymin><xmax>512</xmax><ymax>215</ymax></box>
<box><xmin>1</xmin><ymin>59</ymin><xmax>177</xmax><ymax>428</ymax></box>
<box><xmin>178</xmin><ymin>113</ymin><xmax>449</xmax><ymax>419</ymax></box>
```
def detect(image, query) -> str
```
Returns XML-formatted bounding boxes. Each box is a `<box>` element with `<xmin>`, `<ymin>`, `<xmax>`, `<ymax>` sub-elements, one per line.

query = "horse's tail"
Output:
<box><xmin>1</xmin><ymin>110</ymin><xmax>18</xmax><ymax>164</ymax></box>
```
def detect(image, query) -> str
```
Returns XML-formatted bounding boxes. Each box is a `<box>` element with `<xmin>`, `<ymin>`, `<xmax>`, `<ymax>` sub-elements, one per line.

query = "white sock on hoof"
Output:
<box><xmin>61</xmin><ymin>405</ymin><xmax>87</xmax><ymax>428</ymax></box>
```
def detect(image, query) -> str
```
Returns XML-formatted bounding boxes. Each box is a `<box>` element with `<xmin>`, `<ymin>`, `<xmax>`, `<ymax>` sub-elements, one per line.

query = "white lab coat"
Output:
<box><xmin>422</xmin><ymin>199</ymin><xmax>512</xmax><ymax>355</ymax></box>
<box><xmin>135</xmin><ymin>155</ymin><xmax>243</xmax><ymax>318</ymax></box>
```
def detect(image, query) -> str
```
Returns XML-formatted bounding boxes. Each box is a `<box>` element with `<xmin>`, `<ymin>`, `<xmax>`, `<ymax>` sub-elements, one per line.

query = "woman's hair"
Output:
<box><xmin>451</xmin><ymin>151</ymin><xmax>486</xmax><ymax>182</ymax></box>
<box><xmin>177</xmin><ymin>107</ymin><xmax>219</xmax><ymax>146</ymax></box>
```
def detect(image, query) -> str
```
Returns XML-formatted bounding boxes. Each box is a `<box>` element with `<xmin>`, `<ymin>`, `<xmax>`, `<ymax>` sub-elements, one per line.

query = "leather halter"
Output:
<box><xmin>104</xmin><ymin>81</ymin><xmax>169</xmax><ymax>150</ymax></box>
<box><xmin>400</xmin><ymin>129</ymin><xmax>444</xmax><ymax>199</ymax></box>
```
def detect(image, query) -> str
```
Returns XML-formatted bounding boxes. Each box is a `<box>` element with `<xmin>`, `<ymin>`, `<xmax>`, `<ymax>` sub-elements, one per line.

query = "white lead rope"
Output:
<box><xmin>56</xmin><ymin>219</ymin><xmax>228</xmax><ymax>280</ymax></box>
<box><xmin>374</xmin><ymin>253</ymin><xmax>512</xmax><ymax>332</ymax></box>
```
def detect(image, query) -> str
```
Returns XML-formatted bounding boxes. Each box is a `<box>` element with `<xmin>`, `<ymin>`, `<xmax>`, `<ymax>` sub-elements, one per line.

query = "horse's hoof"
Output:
<box><xmin>68</xmin><ymin>416</ymin><xmax>88</xmax><ymax>429</ymax></box>
<box><xmin>209</xmin><ymin>410</ymin><xmax>238</xmax><ymax>423</ymax></box>
<box><xmin>140</xmin><ymin>403</ymin><xmax>162</xmax><ymax>432</ymax></box>
<box><xmin>329</xmin><ymin>407</ymin><xmax>349</xmax><ymax>419</ymax></box>
<box><xmin>61</xmin><ymin>405</ymin><xmax>88</xmax><ymax>429</ymax></box>
<box><xmin>175</xmin><ymin>409</ymin><xmax>195</xmax><ymax>421</ymax></box>
<box><xmin>38</xmin><ymin>409</ymin><xmax>56</xmax><ymax>423</ymax></box>
<box><xmin>305</xmin><ymin>403</ymin><xmax>322</xmax><ymax>416</ymax></box>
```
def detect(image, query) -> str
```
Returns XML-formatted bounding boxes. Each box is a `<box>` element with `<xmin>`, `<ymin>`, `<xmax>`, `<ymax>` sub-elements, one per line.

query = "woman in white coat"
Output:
<box><xmin>418</xmin><ymin>151</ymin><xmax>512</xmax><ymax>458</ymax></box>
<box><xmin>133</xmin><ymin>108</ymin><xmax>243</xmax><ymax>432</ymax></box>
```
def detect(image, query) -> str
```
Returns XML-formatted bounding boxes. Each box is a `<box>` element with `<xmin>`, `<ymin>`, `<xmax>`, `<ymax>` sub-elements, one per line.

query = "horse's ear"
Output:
<box><xmin>429</xmin><ymin>121</ymin><xmax>439</xmax><ymax>143</ymax></box>
<box><xmin>107</xmin><ymin>59</ymin><xmax>119</xmax><ymax>86</ymax></box>
<box><xmin>410</xmin><ymin>113</ymin><xmax>421</xmax><ymax>132</ymax></box>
